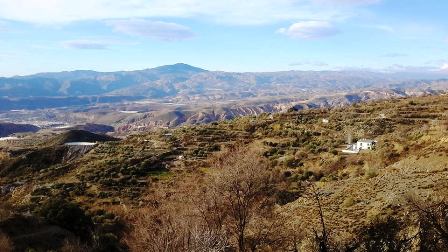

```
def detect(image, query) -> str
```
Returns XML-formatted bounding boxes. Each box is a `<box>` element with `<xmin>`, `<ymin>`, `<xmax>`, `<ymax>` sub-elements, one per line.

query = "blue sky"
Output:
<box><xmin>0</xmin><ymin>0</ymin><xmax>447</xmax><ymax>76</ymax></box>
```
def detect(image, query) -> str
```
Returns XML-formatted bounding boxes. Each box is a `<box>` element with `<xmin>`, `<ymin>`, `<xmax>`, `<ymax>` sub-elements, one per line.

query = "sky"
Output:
<box><xmin>0</xmin><ymin>0</ymin><xmax>447</xmax><ymax>76</ymax></box>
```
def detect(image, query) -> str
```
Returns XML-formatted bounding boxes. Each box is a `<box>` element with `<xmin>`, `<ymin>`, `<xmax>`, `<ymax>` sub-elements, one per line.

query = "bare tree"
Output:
<box><xmin>209</xmin><ymin>146</ymin><xmax>274</xmax><ymax>251</ymax></box>
<box><xmin>405</xmin><ymin>195</ymin><xmax>448</xmax><ymax>251</ymax></box>
<box><xmin>305</xmin><ymin>184</ymin><xmax>330</xmax><ymax>252</ymax></box>
<box><xmin>124</xmin><ymin>145</ymin><xmax>290</xmax><ymax>252</ymax></box>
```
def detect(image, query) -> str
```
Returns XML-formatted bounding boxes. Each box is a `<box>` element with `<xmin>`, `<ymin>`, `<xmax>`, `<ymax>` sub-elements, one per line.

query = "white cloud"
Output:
<box><xmin>441</xmin><ymin>63</ymin><xmax>448</xmax><ymax>71</ymax></box>
<box><xmin>0</xmin><ymin>0</ymin><xmax>368</xmax><ymax>25</ymax></box>
<box><xmin>108</xmin><ymin>19</ymin><xmax>194</xmax><ymax>41</ymax></box>
<box><xmin>278</xmin><ymin>21</ymin><xmax>339</xmax><ymax>39</ymax></box>
<box><xmin>62</xmin><ymin>40</ymin><xmax>110</xmax><ymax>50</ymax></box>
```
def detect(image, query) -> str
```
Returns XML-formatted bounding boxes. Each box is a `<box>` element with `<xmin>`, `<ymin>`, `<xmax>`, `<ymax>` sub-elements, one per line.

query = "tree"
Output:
<box><xmin>357</xmin><ymin>216</ymin><xmax>410</xmax><ymax>252</ymax></box>
<box><xmin>209</xmin><ymin>146</ymin><xmax>274</xmax><ymax>251</ymax></box>
<box><xmin>124</xmin><ymin>145</ymin><xmax>290</xmax><ymax>252</ymax></box>
<box><xmin>303</xmin><ymin>184</ymin><xmax>330</xmax><ymax>252</ymax></box>
<box><xmin>406</xmin><ymin>195</ymin><xmax>448</xmax><ymax>251</ymax></box>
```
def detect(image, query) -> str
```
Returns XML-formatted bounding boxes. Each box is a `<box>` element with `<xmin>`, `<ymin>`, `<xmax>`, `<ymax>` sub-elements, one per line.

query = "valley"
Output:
<box><xmin>0</xmin><ymin>94</ymin><xmax>447</xmax><ymax>251</ymax></box>
<box><xmin>1</xmin><ymin>64</ymin><xmax>447</xmax><ymax>135</ymax></box>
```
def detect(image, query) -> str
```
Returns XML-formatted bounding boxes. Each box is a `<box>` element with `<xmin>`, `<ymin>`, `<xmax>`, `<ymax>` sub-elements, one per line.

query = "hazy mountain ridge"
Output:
<box><xmin>1</xmin><ymin>64</ymin><xmax>447</xmax><ymax>101</ymax></box>
<box><xmin>2</xmin><ymin>64</ymin><xmax>206</xmax><ymax>97</ymax></box>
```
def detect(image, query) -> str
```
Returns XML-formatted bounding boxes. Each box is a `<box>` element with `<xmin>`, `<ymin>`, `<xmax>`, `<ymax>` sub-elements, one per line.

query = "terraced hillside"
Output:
<box><xmin>0</xmin><ymin>94</ymin><xmax>447</xmax><ymax>251</ymax></box>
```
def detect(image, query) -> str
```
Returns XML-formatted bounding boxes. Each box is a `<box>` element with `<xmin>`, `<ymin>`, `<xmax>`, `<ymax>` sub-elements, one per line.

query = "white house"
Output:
<box><xmin>342</xmin><ymin>139</ymin><xmax>377</xmax><ymax>154</ymax></box>
<box><xmin>356</xmin><ymin>139</ymin><xmax>376</xmax><ymax>150</ymax></box>
<box><xmin>322</xmin><ymin>118</ymin><xmax>329</xmax><ymax>124</ymax></box>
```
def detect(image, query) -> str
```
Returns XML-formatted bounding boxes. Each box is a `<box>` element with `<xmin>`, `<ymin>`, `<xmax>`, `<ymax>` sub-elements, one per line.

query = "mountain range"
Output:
<box><xmin>1</xmin><ymin>63</ymin><xmax>447</xmax><ymax>101</ymax></box>
<box><xmin>1</xmin><ymin>64</ymin><xmax>448</xmax><ymax>131</ymax></box>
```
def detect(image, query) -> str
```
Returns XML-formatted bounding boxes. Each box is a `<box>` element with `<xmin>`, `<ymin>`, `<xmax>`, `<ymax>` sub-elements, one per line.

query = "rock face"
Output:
<box><xmin>63</xmin><ymin>144</ymin><xmax>97</xmax><ymax>162</ymax></box>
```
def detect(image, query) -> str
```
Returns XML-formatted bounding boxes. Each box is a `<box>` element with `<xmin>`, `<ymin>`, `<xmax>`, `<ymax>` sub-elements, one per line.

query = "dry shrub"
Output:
<box><xmin>60</xmin><ymin>238</ymin><xmax>90</xmax><ymax>252</ymax></box>
<box><xmin>405</xmin><ymin>194</ymin><xmax>448</xmax><ymax>251</ymax></box>
<box><xmin>124</xmin><ymin>206</ymin><xmax>228</xmax><ymax>252</ymax></box>
<box><xmin>0</xmin><ymin>232</ymin><xmax>12</xmax><ymax>252</ymax></box>
<box><xmin>363</xmin><ymin>161</ymin><xmax>380</xmax><ymax>179</ymax></box>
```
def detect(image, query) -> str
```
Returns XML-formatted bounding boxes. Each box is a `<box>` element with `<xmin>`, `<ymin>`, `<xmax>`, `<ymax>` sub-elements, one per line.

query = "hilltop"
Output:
<box><xmin>0</xmin><ymin>94</ymin><xmax>447</xmax><ymax>251</ymax></box>
<box><xmin>48</xmin><ymin>130</ymin><xmax>118</xmax><ymax>146</ymax></box>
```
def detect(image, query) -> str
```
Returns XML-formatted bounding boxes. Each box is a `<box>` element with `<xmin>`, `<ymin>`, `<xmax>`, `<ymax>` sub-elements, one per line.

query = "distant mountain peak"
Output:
<box><xmin>151</xmin><ymin>63</ymin><xmax>207</xmax><ymax>73</ymax></box>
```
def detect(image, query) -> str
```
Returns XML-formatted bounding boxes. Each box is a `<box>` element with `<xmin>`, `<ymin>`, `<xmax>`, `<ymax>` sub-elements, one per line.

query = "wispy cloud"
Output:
<box><xmin>0</xmin><ymin>0</ymin><xmax>374</xmax><ymax>25</ymax></box>
<box><xmin>382</xmin><ymin>53</ymin><xmax>408</xmax><ymax>58</ymax></box>
<box><xmin>289</xmin><ymin>60</ymin><xmax>329</xmax><ymax>67</ymax></box>
<box><xmin>278</xmin><ymin>21</ymin><xmax>339</xmax><ymax>39</ymax></box>
<box><xmin>365</xmin><ymin>24</ymin><xmax>395</xmax><ymax>33</ymax></box>
<box><xmin>0</xmin><ymin>20</ymin><xmax>7</xmax><ymax>31</ymax></box>
<box><xmin>366</xmin><ymin>22</ymin><xmax>440</xmax><ymax>40</ymax></box>
<box><xmin>312</xmin><ymin>0</ymin><xmax>381</xmax><ymax>6</ymax></box>
<box><xmin>107</xmin><ymin>19</ymin><xmax>194</xmax><ymax>41</ymax></box>
<box><xmin>62</xmin><ymin>40</ymin><xmax>109</xmax><ymax>50</ymax></box>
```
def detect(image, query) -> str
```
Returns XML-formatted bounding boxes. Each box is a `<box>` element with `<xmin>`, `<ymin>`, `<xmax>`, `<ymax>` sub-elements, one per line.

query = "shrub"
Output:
<box><xmin>364</xmin><ymin>162</ymin><xmax>379</xmax><ymax>179</ymax></box>
<box><xmin>38</xmin><ymin>199</ymin><xmax>94</xmax><ymax>241</ymax></box>
<box><xmin>60</xmin><ymin>239</ymin><xmax>89</xmax><ymax>252</ymax></box>
<box><xmin>342</xmin><ymin>197</ymin><xmax>355</xmax><ymax>208</ymax></box>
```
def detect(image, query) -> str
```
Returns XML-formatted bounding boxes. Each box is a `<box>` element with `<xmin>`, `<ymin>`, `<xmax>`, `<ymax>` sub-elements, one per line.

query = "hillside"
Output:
<box><xmin>0</xmin><ymin>94</ymin><xmax>447</xmax><ymax>251</ymax></box>
<box><xmin>48</xmin><ymin>130</ymin><xmax>118</xmax><ymax>146</ymax></box>
<box><xmin>0</xmin><ymin>123</ymin><xmax>39</xmax><ymax>137</ymax></box>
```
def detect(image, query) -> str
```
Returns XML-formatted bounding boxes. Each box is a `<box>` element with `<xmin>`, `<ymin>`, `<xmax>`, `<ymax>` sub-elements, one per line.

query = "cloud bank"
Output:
<box><xmin>0</xmin><ymin>0</ymin><xmax>378</xmax><ymax>25</ymax></box>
